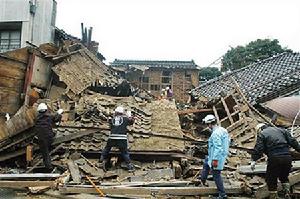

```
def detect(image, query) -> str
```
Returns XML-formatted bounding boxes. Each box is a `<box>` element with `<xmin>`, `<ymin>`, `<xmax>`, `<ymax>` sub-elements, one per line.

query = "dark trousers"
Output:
<box><xmin>100</xmin><ymin>139</ymin><xmax>130</xmax><ymax>163</ymax></box>
<box><xmin>266</xmin><ymin>155</ymin><xmax>292</xmax><ymax>191</ymax></box>
<box><xmin>201</xmin><ymin>157</ymin><xmax>226</xmax><ymax>197</ymax></box>
<box><xmin>37</xmin><ymin>137</ymin><xmax>53</xmax><ymax>170</ymax></box>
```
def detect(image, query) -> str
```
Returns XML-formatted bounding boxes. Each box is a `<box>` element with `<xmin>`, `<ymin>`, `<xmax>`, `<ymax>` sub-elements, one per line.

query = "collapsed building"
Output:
<box><xmin>0</xmin><ymin>34</ymin><xmax>299</xmax><ymax>199</ymax></box>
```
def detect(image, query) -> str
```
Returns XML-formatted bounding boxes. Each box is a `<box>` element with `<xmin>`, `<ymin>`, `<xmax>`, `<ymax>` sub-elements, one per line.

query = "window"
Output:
<box><xmin>161</xmin><ymin>70</ymin><xmax>172</xmax><ymax>84</ymax></box>
<box><xmin>140</xmin><ymin>76</ymin><xmax>149</xmax><ymax>83</ymax></box>
<box><xmin>185</xmin><ymin>71</ymin><xmax>192</xmax><ymax>81</ymax></box>
<box><xmin>0</xmin><ymin>30</ymin><xmax>21</xmax><ymax>52</ymax></box>
<box><xmin>162</xmin><ymin>77</ymin><xmax>171</xmax><ymax>83</ymax></box>
<box><xmin>162</xmin><ymin>70</ymin><xmax>172</xmax><ymax>76</ymax></box>
<box><xmin>150</xmin><ymin>84</ymin><xmax>160</xmax><ymax>91</ymax></box>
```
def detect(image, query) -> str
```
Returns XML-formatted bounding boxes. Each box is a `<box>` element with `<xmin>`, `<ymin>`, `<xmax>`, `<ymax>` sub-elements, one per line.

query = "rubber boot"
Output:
<box><xmin>101</xmin><ymin>159</ymin><xmax>108</xmax><ymax>172</ymax></box>
<box><xmin>269</xmin><ymin>191</ymin><xmax>278</xmax><ymax>199</ymax></box>
<box><xmin>282</xmin><ymin>183</ymin><xmax>291</xmax><ymax>199</ymax></box>
<box><xmin>126</xmin><ymin>162</ymin><xmax>135</xmax><ymax>172</ymax></box>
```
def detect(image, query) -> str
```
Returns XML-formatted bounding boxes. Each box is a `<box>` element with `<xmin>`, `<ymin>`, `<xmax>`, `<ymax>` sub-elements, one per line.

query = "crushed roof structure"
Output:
<box><xmin>191</xmin><ymin>52</ymin><xmax>300</xmax><ymax>104</ymax></box>
<box><xmin>52</xmin><ymin>46</ymin><xmax>119</xmax><ymax>96</ymax></box>
<box><xmin>111</xmin><ymin>59</ymin><xmax>199</xmax><ymax>70</ymax></box>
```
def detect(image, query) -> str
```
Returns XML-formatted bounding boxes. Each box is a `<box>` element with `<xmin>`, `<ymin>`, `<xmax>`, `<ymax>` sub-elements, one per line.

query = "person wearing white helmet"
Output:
<box><xmin>251</xmin><ymin>123</ymin><xmax>300</xmax><ymax>199</ymax></box>
<box><xmin>197</xmin><ymin>114</ymin><xmax>230</xmax><ymax>199</ymax></box>
<box><xmin>100</xmin><ymin>106</ymin><xmax>135</xmax><ymax>172</ymax></box>
<box><xmin>34</xmin><ymin>103</ymin><xmax>63</xmax><ymax>171</ymax></box>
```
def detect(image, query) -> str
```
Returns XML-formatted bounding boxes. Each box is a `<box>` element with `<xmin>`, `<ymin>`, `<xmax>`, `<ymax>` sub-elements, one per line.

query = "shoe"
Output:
<box><xmin>282</xmin><ymin>183</ymin><xmax>291</xmax><ymax>199</ymax></box>
<box><xmin>127</xmin><ymin>163</ymin><xmax>135</xmax><ymax>172</ymax></box>
<box><xmin>193</xmin><ymin>179</ymin><xmax>208</xmax><ymax>187</ymax></box>
<box><xmin>214</xmin><ymin>195</ymin><xmax>227</xmax><ymax>199</ymax></box>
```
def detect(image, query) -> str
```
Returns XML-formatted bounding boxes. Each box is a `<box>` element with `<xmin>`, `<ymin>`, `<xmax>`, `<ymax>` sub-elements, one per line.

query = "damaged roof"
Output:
<box><xmin>52</xmin><ymin>47</ymin><xmax>119</xmax><ymax>95</ymax></box>
<box><xmin>111</xmin><ymin>59</ymin><xmax>199</xmax><ymax>70</ymax></box>
<box><xmin>191</xmin><ymin>52</ymin><xmax>300</xmax><ymax>104</ymax></box>
<box><xmin>264</xmin><ymin>96</ymin><xmax>300</xmax><ymax>124</ymax></box>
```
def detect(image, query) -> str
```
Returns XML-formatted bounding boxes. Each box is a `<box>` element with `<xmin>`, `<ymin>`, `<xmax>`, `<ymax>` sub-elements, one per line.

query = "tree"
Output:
<box><xmin>221</xmin><ymin>39</ymin><xmax>292</xmax><ymax>71</ymax></box>
<box><xmin>199</xmin><ymin>67</ymin><xmax>222</xmax><ymax>81</ymax></box>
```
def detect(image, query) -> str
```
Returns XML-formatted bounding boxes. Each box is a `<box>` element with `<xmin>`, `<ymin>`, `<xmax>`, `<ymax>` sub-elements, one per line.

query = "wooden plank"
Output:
<box><xmin>177</xmin><ymin>108</ymin><xmax>213</xmax><ymax>115</ymax></box>
<box><xmin>67</xmin><ymin>160</ymin><xmax>81</xmax><ymax>183</ymax></box>
<box><xmin>59</xmin><ymin>185</ymin><xmax>243</xmax><ymax>196</ymax></box>
<box><xmin>212</xmin><ymin>106</ymin><xmax>221</xmax><ymax>125</ymax></box>
<box><xmin>221</xmin><ymin>97</ymin><xmax>234</xmax><ymax>124</ymax></box>
<box><xmin>0</xmin><ymin>173</ymin><xmax>60</xmax><ymax>179</ymax></box>
<box><xmin>0</xmin><ymin>180</ymin><xmax>56</xmax><ymax>188</ymax></box>
<box><xmin>239</xmin><ymin>161</ymin><xmax>300</xmax><ymax>174</ymax></box>
<box><xmin>255</xmin><ymin>171</ymin><xmax>300</xmax><ymax>199</ymax></box>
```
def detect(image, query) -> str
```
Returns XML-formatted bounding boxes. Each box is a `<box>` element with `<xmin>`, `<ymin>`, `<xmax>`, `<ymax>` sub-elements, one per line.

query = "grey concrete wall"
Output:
<box><xmin>0</xmin><ymin>0</ymin><xmax>56</xmax><ymax>47</ymax></box>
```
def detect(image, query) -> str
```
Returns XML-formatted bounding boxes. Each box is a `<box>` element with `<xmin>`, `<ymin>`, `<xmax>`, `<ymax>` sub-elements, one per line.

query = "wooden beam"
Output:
<box><xmin>212</xmin><ymin>106</ymin><xmax>221</xmax><ymax>125</ymax></box>
<box><xmin>177</xmin><ymin>108</ymin><xmax>213</xmax><ymax>115</ymax></box>
<box><xmin>0</xmin><ymin>173</ymin><xmax>60</xmax><ymax>179</ymax></box>
<box><xmin>221</xmin><ymin>97</ymin><xmax>234</xmax><ymax>124</ymax></box>
<box><xmin>67</xmin><ymin>160</ymin><xmax>81</xmax><ymax>183</ymax></box>
<box><xmin>59</xmin><ymin>185</ymin><xmax>243</xmax><ymax>196</ymax></box>
<box><xmin>0</xmin><ymin>180</ymin><xmax>56</xmax><ymax>188</ymax></box>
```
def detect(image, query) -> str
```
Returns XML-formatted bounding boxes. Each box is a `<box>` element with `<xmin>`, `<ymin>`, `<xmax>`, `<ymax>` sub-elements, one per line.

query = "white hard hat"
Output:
<box><xmin>115</xmin><ymin>106</ymin><xmax>124</xmax><ymax>114</ymax></box>
<box><xmin>203</xmin><ymin>114</ymin><xmax>216</xmax><ymax>124</ymax></box>
<box><xmin>166</xmin><ymin>87</ymin><xmax>170</xmax><ymax>90</ymax></box>
<box><xmin>255</xmin><ymin>123</ymin><xmax>266</xmax><ymax>133</ymax></box>
<box><xmin>37</xmin><ymin>103</ymin><xmax>47</xmax><ymax>112</ymax></box>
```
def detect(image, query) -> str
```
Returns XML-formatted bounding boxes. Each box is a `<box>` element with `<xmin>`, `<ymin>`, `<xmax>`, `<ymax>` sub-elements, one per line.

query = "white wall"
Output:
<box><xmin>0</xmin><ymin>0</ymin><xmax>30</xmax><ymax>22</ymax></box>
<box><xmin>0</xmin><ymin>0</ymin><xmax>56</xmax><ymax>47</ymax></box>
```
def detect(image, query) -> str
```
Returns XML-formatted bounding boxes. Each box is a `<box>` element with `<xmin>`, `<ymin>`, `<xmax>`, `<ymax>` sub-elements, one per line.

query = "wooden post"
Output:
<box><xmin>212</xmin><ymin>106</ymin><xmax>221</xmax><ymax>125</ymax></box>
<box><xmin>221</xmin><ymin>97</ymin><xmax>234</xmax><ymax>124</ymax></box>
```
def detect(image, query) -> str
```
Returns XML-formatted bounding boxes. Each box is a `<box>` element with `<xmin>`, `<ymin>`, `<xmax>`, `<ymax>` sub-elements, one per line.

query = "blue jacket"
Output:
<box><xmin>207</xmin><ymin>126</ymin><xmax>230</xmax><ymax>170</ymax></box>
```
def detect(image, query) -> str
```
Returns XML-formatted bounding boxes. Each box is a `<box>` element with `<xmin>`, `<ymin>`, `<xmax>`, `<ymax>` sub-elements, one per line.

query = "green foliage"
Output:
<box><xmin>199</xmin><ymin>67</ymin><xmax>222</xmax><ymax>81</ymax></box>
<box><xmin>221</xmin><ymin>39</ymin><xmax>292</xmax><ymax>71</ymax></box>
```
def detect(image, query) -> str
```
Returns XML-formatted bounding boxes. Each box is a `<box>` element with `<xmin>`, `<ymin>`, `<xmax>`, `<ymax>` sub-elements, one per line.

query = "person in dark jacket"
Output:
<box><xmin>100</xmin><ymin>106</ymin><xmax>135</xmax><ymax>172</ymax></box>
<box><xmin>35</xmin><ymin>103</ymin><xmax>63</xmax><ymax>171</ymax></box>
<box><xmin>251</xmin><ymin>123</ymin><xmax>300</xmax><ymax>199</ymax></box>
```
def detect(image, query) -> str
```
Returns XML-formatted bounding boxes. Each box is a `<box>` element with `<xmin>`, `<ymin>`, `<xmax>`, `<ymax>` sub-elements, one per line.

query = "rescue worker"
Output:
<box><xmin>251</xmin><ymin>123</ymin><xmax>300</xmax><ymax>199</ymax></box>
<box><xmin>100</xmin><ymin>106</ymin><xmax>135</xmax><ymax>172</ymax></box>
<box><xmin>198</xmin><ymin>114</ymin><xmax>230</xmax><ymax>199</ymax></box>
<box><xmin>35</xmin><ymin>103</ymin><xmax>63</xmax><ymax>171</ymax></box>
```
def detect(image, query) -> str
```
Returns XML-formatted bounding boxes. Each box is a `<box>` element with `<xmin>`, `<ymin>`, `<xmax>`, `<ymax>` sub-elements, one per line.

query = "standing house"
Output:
<box><xmin>0</xmin><ymin>0</ymin><xmax>57</xmax><ymax>52</ymax></box>
<box><xmin>111</xmin><ymin>60</ymin><xmax>200</xmax><ymax>102</ymax></box>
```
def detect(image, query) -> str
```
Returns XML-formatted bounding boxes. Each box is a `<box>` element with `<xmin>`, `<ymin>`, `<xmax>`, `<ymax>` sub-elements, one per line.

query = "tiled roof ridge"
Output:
<box><xmin>197</xmin><ymin>52</ymin><xmax>299</xmax><ymax>88</ymax></box>
<box><xmin>111</xmin><ymin>59</ymin><xmax>196</xmax><ymax>65</ymax></box>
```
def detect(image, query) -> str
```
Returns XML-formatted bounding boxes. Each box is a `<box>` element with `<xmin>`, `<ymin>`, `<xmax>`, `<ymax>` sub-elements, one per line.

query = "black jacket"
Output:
<box><xmin>252</xmin><ymin>126</ymin><xmax>300</xmax><ymax>161</ymax></box>
<box><xmin>34</xmin><ymin>112</ymin><xmax>62</xmax><ymax>140</ymax></box>
<box><xmin>109</xmin><ymin>115</ymin><xmax>134</xmax><ymax>140</ymax></box>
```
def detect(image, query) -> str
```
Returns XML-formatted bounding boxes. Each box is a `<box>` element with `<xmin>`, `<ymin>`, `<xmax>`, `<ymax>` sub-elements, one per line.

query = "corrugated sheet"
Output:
<box><xmin>191</xmin><ymin>53</ymin><xmax>300</xmax><ymax>104</ymax></box>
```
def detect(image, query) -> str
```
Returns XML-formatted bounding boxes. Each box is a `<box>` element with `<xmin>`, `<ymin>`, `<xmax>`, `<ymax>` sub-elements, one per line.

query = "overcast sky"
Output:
<box><xmin>55</xmin><ymin>0</ymin><xmax>300</xmax><ymax>67</ymax></box>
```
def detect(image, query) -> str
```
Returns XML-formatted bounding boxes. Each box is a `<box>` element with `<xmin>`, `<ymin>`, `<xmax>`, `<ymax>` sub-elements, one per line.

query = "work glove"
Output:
<box><xmin>212</xmin><ymin>160</ymin><xmax>218</xmax><ymax>168</ymax></box>
<box><xmin>57</xmin><ymin>109</ymin><xmax>64</xmax><ymax>115</ymax></box>
<box><xmin>250</xmin><ymin>161</ymin><xmax>256</xmax><ymax>170</ymax></box>
<box><xmin>126</xmin><ymin>110</ymin><xmax>132</xmax><ymax>118</ymax></box>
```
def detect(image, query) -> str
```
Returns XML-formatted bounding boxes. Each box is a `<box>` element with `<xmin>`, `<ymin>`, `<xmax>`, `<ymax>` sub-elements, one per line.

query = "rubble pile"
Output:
<box><xmin>0</xmin><ymin>40</ymin><xmax>299</xmax><ymax>198</ymax></box>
